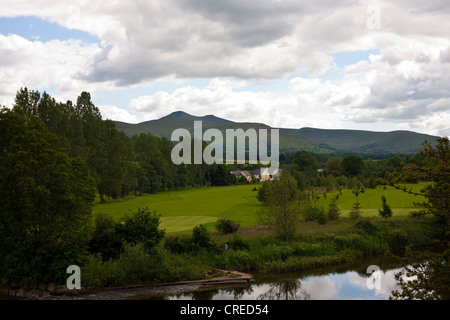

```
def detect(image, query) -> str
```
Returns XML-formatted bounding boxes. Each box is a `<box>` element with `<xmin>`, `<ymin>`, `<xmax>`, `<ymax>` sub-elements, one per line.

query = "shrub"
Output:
<box><xmin>378</xmin><ymin>195</ymin><xmax>393</xmax><ymax>218</ymax></box>
<box><xmin>328</xmin><ymin>198</ymin><xmax>341</xmax><ymax>220</ymax></box>
<box><xmin>355</xmin><ymin>218</ymin><xmax>378</xmax><ymax>235</ymax></box>
<box><xmin>164</xmin><ymin>235</ymin><xmax>192</xmax><ymax>254</ymax></box>
<box><xmin>192</xmin><ymin>224</ymin><xmax>216</xmax><ymax>250</ymax></box>
<box><xmin>227</xmin><ymin>233</ymin><xmax>250</xmax><ymax>251</ymax></box>
<box><xmin>89</xmin><ymin>213</ymin><xmax>124</xmax><ymax>261</ymax></box>
<box><xmin>215</xmin><ymin>218</ymin><xmax>240</xmax><ymax>234</ymax></box>
<box><xmin>316</xmin><ymin>207</ymin><xmax>328</xmax><ymax>225</ymax></box>
<box><xmin>118</xmin><ymin>207</ymin><xmax>166</xmax><ymax>253</ymax></box>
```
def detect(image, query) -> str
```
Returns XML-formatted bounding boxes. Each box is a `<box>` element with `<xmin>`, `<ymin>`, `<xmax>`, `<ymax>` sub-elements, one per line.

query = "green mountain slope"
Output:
<box><xmin>114</xmin><ymin>111</ymin><xmax>438</xmax><ymax>154</ymax></box>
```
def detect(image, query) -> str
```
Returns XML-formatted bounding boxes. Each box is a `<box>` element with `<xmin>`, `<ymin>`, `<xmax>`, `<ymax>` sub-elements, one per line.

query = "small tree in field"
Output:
<box><xmin>257</xmin><ymin>174</ymin><xmax>301</xmax><ymax>241</ymax></box>
<box><xmin>349</xmin><ymin>187</ymin><xmax>363</xmax><ymax>219</ymax></box>
<box><xmin>328</xmin><ymin>198</ymin><xmax>341</xmax><ymax>220</ymax></box>
<box><xmin>378</xmin><ymin>195</ymin><xmax>393</xmax><ymax>218</ymax></box>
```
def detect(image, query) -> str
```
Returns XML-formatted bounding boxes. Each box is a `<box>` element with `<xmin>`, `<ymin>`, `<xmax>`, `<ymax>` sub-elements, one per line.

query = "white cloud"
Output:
<box><xmin>0</xmin><ymin>33</ymin><xmax>100</xmax><ymax>106</ymax></box>
<box><xmin>0</xmin><ymin>1</ymin><xmax>449</xmax><ymax>135</ymax></box>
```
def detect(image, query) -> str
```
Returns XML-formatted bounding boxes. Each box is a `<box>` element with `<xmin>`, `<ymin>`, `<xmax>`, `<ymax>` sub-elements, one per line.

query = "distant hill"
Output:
<box><xmin>114</xmin><ymin>111</ymin><xmax>438</xmax><ymax>155</ymax></box>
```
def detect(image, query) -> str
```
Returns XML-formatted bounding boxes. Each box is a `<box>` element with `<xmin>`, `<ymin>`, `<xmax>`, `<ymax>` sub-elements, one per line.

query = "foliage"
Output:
<box><xmin>0</xmin><ymin>107</ymin><xmax>96</xmax><ymax>284</ymax></box>
<box><xmin>226</xmin><ymin>233</ymin><xmax>250</xmax><ymax>251</ymax></box>
<box><xmin>349</xmin><ymin>187</ymin><xmax>363</xmax><ymax>219</ymax></box>
<box><xmin>118</xmin><ymin>207</ymin><xmax>166</xmax><ymax>253</ymax></box>
<box><xmin>83</xmin><ymin>242</ymin><xmax>201</xmax><ymax>287</ymax></box>
<box><xmin>316</xmin><ymin>206</ymin><xmax>328</xmax><ymax>225</ymax></box>
<box><xmin>192</xmin><ymin>224</ymin><xmax>217</xmax><ymax>250</ymax></box>
<box><xmin>164</xmin><ymin>236</ymin><xmax>192</xmax><ymax>254</ymax></box>
<box><xmin>389</xmin><ymin>137</ymin><xmax>450</xmax><ymax>227</ymax></box>
<box><xmin>342</xmin><ymin>155</ymin><xmax>364</xmax><ymax>177</ymax></box>
<box><xmin>354</xmin><ymin>218</ymin><xmax>378</xmax><ymax>235</ymax></box>
<box><xmin>391</xmin><ymin>248</ymin><xmax>450</xmax><ymax>300</ymax></box>
<box><xmin>378</xmin><ymin>195</ymin><xmax>393</xmax><ymax>218</ymax></box>
<box><xmin>257</xmin><ymin>174</ymin><xmax>302</xmax><ymax>241</ymax></box>
<box><xmin>256</xmin><ymin>180</ymin><xmax>271</xmax><ymax>203</ymax></box>
<box><xmin>215</xmin><ymin>218</ymin><xmax>240</xmax><ymax>234</ymax></box>
<box><xmin>327</xmin><ymin>198</ymin><xmax>341</xmax><ymax>220</ymax></box>
<box><xmin>88</xmin><ymin>213</ymin><xmax>124</xmax><ymax>261</ymax></box>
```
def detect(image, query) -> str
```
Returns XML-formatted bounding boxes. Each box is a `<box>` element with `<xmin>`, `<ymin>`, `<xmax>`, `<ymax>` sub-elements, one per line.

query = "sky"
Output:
<box><xmin>0</xmin><ymin>0</ymin><xmax>449</xmax><ymax>136</ymax></box>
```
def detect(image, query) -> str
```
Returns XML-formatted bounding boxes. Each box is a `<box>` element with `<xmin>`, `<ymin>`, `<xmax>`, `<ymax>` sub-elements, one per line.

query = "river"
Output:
<box><xmin>134</xmin><ymin>254</ymin><xmax>412</xmax><ymax>300</ymax></box>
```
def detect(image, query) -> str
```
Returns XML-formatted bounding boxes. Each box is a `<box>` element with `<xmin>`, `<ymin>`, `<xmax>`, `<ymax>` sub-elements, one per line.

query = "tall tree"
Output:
<box><xmin>342</xmin><ymin>155</ymin><xmax>364</xmax><ymax>177</ymax></box>
<box><xmin>386</xmin><ymin>137</ymin><xmax>450</xmax><ymax>300</ymax></box>
<box><xmin>388</xmin><ymin>137</ymin><xmax>450</xmax><ymax>226</ymax></box>
<box><xmin>0</xmin><ymin>107</ymin><xmax>96</xmax><ymax>284</ymax></box>
<box><xmin>257</xmin><ymin>174</ymin><xmax>301</xmax><ymax>241</ymax></box>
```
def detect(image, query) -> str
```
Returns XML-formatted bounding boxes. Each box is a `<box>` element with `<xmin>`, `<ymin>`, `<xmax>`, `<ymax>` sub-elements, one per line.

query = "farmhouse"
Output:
<box><xmin>231</xmin><ymin>168</ymin><xmax>282</xmax><ymax>182</ymax></box>
<box><xmin>230</xmin><ymin>170</ymin><xmax>253</xmax><ymax>182</ymax></box>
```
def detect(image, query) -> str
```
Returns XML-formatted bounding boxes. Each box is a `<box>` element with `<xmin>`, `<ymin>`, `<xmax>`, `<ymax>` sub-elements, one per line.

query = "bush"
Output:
<box><xmin>316</xmin><ymin>207</ymin><xmax>328</xmax><ymax>225</ymax></box>
<box><xmin>328</xmin><ymin>198</ymin><xmax>341</xmax><ymax>220</ymax></box>
<box><xmin>378</xmin><ymin>195</ymin><xmax>393</xmax><ymax>218</ymax></box>
<box><xmin>89</xmin><ymin>213</ymin><xmax>124</xmax><ymax>261</ymax></box>
<box><xmin>215</xmin><ymin>218</ymin><xmax>240</xmax><ymax>234</ymax></box>
<box><xmin>164</xmin><ymin>236</ymin><xmax>192</xmax><ymax>254</ymax></box>
<box><xmin>227</xmin><ymin>233</ymin><xmax>250</xmax><ymax>251</ymax></box>
<box><xmin>355</xmin><ymin>218</ymin><xmax>378</xmax><ymax>235</ymax></box>
<box><xmin>118</xmin><ymin>207</ymin><xmax>166</xmax><ymax>252</ymax></box>
<box><xmin>192</xmin><ymin>224</ymin><xmax>216</xmax><ymax>250</ymax></box>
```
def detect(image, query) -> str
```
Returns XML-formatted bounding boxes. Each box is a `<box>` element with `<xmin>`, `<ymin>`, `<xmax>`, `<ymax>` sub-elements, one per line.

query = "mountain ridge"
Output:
<box><xmin>113</xmin><ymin>111</ymin><xmax>439</xmax><ymax>154</ymax></box>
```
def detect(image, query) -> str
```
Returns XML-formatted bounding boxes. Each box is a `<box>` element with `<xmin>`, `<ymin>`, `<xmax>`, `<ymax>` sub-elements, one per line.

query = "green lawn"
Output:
<box><xmin>93</xmin><ymin>183</ymin><xmax>429</xmax><ymax>234</ymax></box>
<box><xmin>93</xmin><ymin>185</ymin><xmax>261</xmax><ymax>234</ymax></box>
<box><xmin>316</xmin><ymin>183</ymin><xmax>428</xmax><ymax>218</ymax></box>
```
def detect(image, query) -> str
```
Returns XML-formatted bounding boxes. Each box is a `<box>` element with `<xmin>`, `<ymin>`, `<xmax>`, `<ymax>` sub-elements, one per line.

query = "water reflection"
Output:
<box><xmin>166</xmin><ymin>266</ymin><xmax>405</xmax><ymax>300</ymax></box>
<box><xmin>258</xmin><ymin>279</ymin><xmax>310</xmax><ymax>300</ymax></box>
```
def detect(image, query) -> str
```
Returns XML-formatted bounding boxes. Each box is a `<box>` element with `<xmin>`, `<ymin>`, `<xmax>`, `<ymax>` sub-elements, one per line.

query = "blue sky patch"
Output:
<box><xmin>0</xmin><ymin>16</ymin><xmax>100</xmax><ymax>44</ymax></box>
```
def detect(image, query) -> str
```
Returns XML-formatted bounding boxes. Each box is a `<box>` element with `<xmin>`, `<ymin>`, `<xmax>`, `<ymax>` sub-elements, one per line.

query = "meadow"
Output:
<box><xmin>93</xmin><ymin>183</ymin><xmax>428</xmax><ymax>234</ymax></box>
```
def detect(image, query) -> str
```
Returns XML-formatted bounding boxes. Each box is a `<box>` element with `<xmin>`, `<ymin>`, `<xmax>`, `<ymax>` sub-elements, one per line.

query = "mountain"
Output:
<box><xmin>114</xmin><ymin>111</ymin><xmax>439</xmax><ymax>155</ymax></box>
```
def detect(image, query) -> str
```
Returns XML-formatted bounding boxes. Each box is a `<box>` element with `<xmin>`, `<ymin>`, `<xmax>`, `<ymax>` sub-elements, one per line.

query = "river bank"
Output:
<box><xmin>40</xmin><ymin>270</ymin><xmax>252</xmax><ymax>300</ymax></box>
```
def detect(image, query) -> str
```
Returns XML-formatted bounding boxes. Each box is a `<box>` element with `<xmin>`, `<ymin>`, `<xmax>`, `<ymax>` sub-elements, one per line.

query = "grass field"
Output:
<box><xmin>93</xmin><ymin>183</ymin><xmax>429</xmax><ymax>234</ymax></box>
<box><xmin>93</xmin><ymin>185</ymin><xmax>261</xmax><ymax>234</ymax></box>
<box><xmin>315</xmin><ymin>183</ymin><xmax>428</xmax><ymax>218</ymax></box>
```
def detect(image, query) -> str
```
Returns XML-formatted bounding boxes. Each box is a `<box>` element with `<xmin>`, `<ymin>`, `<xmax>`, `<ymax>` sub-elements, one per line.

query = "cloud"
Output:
<box><xmin>1</xmin><ymin>1</ymin><xmax>449</xmax><ymax>135</ymax></box>
<box><xmin>0</xmin><ymin>33</ymin><xmax>100</xmax><ymax>106</ymax></box>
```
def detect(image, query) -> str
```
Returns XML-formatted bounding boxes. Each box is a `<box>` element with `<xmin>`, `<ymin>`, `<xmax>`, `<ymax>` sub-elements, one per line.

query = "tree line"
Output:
<box><xmin>11</xmin><ymin>88</ymin><xmax>241</xmax><ymax>203</ymax></box>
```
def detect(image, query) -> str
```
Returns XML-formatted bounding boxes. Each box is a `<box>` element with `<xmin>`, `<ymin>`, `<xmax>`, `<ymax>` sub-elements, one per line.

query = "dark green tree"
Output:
<box><xmin>88</xmin><ymin>213</ymin><xmax>124</xmax><ymax>261</ymax></box>
<box><xmin>349</xmin><ymin>187</ymin><xmax>363</xmax><ymax>219</ymax></box>
<box><xmin>328</xmin><ymin>198</ymin><xmax>341</xmax><ymax>220</ymax></box>
<box><xmin>118</xmin><ymin>207</ymin><xmax>165</xmax><ymax>253</ymax></box>
<box><xmin>386</xmin><ymin>137</ymin><xmax>450</xmax><ymax>300</ymax></box>
<box><xmin>378</xmin><ymin>195</ymin><xmax>393</xmax><ymax>218</ymax></box>
<box><xmin>0</xmin><ymin>107</ymin><xmax>96</xmax><ymax>284</ymax></box>
<box><xmin>342</xmin><ymin>155</ymin><xmax>364</xmax><ymax>177</ymax></box>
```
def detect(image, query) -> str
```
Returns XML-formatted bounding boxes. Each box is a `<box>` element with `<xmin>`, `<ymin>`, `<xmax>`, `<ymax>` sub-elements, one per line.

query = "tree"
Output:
<box><xmin>378</xmin><ymin>195</ymin><xmax>393</xmax><ymax>218</ymax></box>
<box><xmin>328</xmin><ymin>198</ymin><xmax>341</xmax><ymax>220</ymax></box>
<box><xmin>191</xmin><ymin>224</ymin><xmax>216</xmax><ymax>250</ymax></box>
<box><xmin>0</xmin><ymin>107</ymin><xmax>96</xmax><ymax>284</ymax></box>
<box><xmin>256</xmin><ymin>174</ymin><xmax>301</xmax><ymax>241</ymax></box>
<box><xmin>256</xmin><ymin>180</ymin><xmax>271</xmax><ymax>203</ymax></box>
<box><xmin>386</xmin><ymin>137</ymin><xmax>450</xmax><ymax>300</ymax></box>
<box><xmin>342</xmin><ymin>155</ymin><xmax>364</xmax><ymax>177</ymax></box>
<box><xmin>294</xmin><ymin>151</ymin><xmax>318</xmax><ymax>179</ymax></box>
<box><xmin>88</xmin><ymin>213</ymin><xmax>124</xmax><ymax>261</ymax></box>
<box><xmin>118</xmin><ymin>207</ymin><xmax>165</xmax><ymax>253</ymax></box>
<box><xmin>325</xmin><ymin>157</ymin><xmax>342</xmax><ymax>177</ymax></box>
<box><xmin>386</xmin><ymin>137</ymin><xmax>450</xmax><ymax>227</ymax></box>
<box><xmin>349</xmin><ymin>187</ymin><xmax>363</xmax><ymax>219</ymax></box>
<box><xmin>391</xmin><ymin>249</ymin><xmax>450</xmax><ymax>300</ymax></box>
